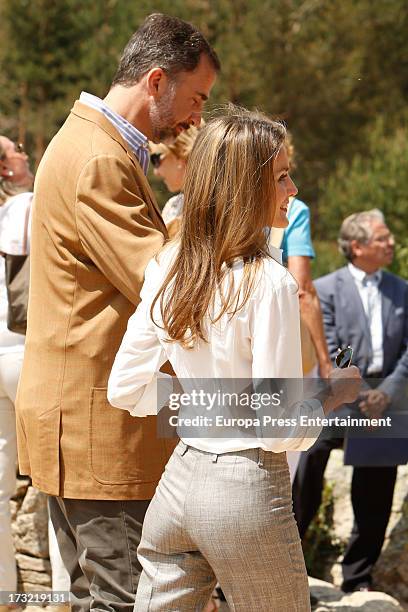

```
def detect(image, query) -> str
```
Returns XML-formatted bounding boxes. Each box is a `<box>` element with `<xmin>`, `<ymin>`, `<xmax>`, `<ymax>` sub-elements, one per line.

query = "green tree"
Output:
<box><xmin>75</xmin><ymin>1</ymin><xmax>151</xmax><ymax>100</ymax></box>
<box><xmin>0</xmin><ymin>0</ymin><xmax>92</xmax><ymax>163</ymax></box>
<box><xmin>2</xmin><ymin>0</ymin><xmax>408</xmax><ymax>212</ymax></box>
<box><xmin>317</xmin><ymin>115</ymin><xmax>408</xmax><ymax>276</ymax></box>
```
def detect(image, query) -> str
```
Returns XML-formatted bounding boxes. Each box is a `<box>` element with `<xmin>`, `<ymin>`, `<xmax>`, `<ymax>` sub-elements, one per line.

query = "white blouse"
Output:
<box><xmin>108</xmin><ymin>245</ymin><xmax>323</xmax><ymax>453</ymax></box>
<box><xmin>0</xmin><ymin>192</ymin><xmax>32</xmax><ymax>352</ymax></box>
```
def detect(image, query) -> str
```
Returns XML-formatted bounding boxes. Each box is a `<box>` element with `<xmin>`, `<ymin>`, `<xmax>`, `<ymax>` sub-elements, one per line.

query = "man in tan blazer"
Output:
<box><xmin>15</xmin><ymin>13</ymin><xmax>219</xmax><ymax>611</ymax></box>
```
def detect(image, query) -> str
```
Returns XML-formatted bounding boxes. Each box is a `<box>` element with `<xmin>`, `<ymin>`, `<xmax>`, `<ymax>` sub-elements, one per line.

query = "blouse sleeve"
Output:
<box><xmin>107</xmin><ymin>258</ymin><xmax>172</xmax><ymax>416</ymax></box>
<box><xmin>0</xmin><ymin>192</ymin><xmax>33</xmax><ymax>255</ymax></box>
<box><xmin>249</xmin><ymin>263</ymin><xmax>324</xmax><ymax>450</ymax></box>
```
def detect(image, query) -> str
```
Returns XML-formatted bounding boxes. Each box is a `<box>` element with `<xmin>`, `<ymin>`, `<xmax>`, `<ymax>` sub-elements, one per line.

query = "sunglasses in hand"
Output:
<box><xmin>335</xmin><ymin>346</ymin><xmax>353</xmax><ymax>369</ymax></box>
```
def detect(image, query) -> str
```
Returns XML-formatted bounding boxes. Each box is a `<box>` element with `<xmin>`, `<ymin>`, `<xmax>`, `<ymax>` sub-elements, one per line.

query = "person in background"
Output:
<box><xmin>0</xmin><ymin>135</ymin><xmax>32</xmax><ymax>611</ymax></box>
<box><xmin>293</xmin><ymin>210</ymin><xmax>408</xmax><ymax>593</ymax></box>
<box><xmin>150</xmin><ymin>123</ymin><xmax>201</xmax><ymax>238</ymax></box>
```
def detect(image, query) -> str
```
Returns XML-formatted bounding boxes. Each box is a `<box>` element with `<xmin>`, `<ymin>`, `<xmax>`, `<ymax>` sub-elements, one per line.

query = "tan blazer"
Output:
<box><xmin>16</xmin><ymin>102</ymin><xmax>176</xmax><ymax>499</ymax></box>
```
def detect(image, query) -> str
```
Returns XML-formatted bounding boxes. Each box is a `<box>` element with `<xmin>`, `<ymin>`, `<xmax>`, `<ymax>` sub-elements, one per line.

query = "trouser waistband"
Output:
<box><xmin>178</xmin><ymin>440</ymin><xmax>273</xmax><ymax>467</ymax></box>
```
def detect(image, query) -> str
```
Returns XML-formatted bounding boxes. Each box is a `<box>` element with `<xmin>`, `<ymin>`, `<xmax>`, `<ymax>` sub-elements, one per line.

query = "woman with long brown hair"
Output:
<box><xmin>108</xmin><ymin>107</ymin><xmax>360</xmax><ymax>611</ymax></box>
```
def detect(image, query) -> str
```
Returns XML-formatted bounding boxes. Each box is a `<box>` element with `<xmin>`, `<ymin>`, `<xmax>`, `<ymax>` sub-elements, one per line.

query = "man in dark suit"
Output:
<box><xmin>293</xmin><ymin>209</ymin><xmax>408</xmax><ymax>593</ymax></box>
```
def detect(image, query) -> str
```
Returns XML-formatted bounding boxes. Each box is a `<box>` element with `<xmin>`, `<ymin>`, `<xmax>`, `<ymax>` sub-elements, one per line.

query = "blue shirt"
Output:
<box><xmin>281</xmin><ymin>198</ymin><xmax>315</xmax><ymax>262</ymax></box>
<box><xmin>79</xmin><ymin>91</ymin><xmax>149</xmax><ymax>174</ymax></box>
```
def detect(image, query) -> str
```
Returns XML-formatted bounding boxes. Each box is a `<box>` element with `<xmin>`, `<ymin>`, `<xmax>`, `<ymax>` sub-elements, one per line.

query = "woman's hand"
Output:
<box><xmin>322</xmin><ymin>365</ymin><xmax>362</xmax><ymax>414</ymax></box>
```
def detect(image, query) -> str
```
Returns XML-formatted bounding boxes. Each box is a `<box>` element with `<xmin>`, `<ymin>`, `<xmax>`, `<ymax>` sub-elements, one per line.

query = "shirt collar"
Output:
<box><xmin>79</xmin><ymin>91</ymin><xmax>149</xmax><ymax>174</ymax></box>
<box><xmin>268</xmin><ymin>244</ymin><xmax>283</xmax><ymax>265</ymax></box>
<box><xmin>348</xmin><ymin>262</ymin><xmax>382</xmax><ymax>285</ymax></box>
<box><xmin>264</xmin><ymin>227</ymin><xmax>283</xmax><ymax>264</ymax></box>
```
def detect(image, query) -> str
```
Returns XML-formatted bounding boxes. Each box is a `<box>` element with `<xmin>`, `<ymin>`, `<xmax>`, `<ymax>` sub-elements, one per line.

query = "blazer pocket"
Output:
<box><xmin>88</xmin><ymin>387</ymin><xmax>165</xmax><ymax>485</ymax></box>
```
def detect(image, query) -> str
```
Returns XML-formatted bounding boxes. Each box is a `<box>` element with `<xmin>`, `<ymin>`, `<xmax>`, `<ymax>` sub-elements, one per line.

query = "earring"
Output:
<box><xmin>8</xmin><ymin>170</ymin><xmax>14</xmax><ymax>177</ymax></box>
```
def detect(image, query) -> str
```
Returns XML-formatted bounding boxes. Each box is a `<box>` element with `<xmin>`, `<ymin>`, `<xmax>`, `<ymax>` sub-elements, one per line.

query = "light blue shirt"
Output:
<box><xmin>79</xmin><ymin>91</ymin><xmax>149</xmax><ymax>174</ymax></box>
<box><xmin>281</xmin><ymin>198</ymin><xmax>315</xmax><ymax>262</ymax></box>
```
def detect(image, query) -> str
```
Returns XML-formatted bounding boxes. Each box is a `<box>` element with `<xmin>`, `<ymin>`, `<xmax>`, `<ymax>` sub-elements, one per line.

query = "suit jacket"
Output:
<box><xmin>315</xmin><ymin>265</ymin><xmax>408</xmax><ymax>464</ymax></box>
<box><xmin>315</xmin><ymin>266</ymin><xmax>408</xmax><ymax>387</ymax></box>
<box><xmin>16</xmin><ymin>101</ymin><xmax>176</xmax><ymax>499</ymax></box>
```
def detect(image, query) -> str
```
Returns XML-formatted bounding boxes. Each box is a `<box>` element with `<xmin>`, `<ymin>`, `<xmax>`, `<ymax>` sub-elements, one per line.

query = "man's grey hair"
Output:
<box><xmin>338</xmin><ymin>209</ymin><xmax>385</xmax><ymax>261</ymax></box>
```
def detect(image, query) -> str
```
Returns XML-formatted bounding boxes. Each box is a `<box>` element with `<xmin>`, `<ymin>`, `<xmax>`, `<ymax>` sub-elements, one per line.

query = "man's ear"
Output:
<box><xmin>350</xmin><ymin>239</ymin><xmax>363</xmax><ymax>259</ymax></box>
<box><xmin>146</xmin><ymin>67</ymin><xmax>167</xmax><ymax>97</ymax></box>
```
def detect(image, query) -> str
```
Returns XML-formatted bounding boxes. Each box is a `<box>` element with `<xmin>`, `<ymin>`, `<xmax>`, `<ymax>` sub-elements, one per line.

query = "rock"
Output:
<box><xmin>13</xmin><ymin>508</ymin><xmax>49</xmax><ymax>558</ymax></box>
<box><xmin>22</xmin><ymin>607</ymin><xmax>62</xmax><ymax>612</ymax></box>
<box><xmin>20</xmin><ymin>487</ymin><xmax>47</xmax><ymax>514</ymax></box>
<box><xmin>325</xmin><ymin>450</ymin><xmax>353</xmax><ymax>544</ymax></box>
<box><xmin>18</xmin><ymin>569</ymin><xmax>51</xmax><ymax>587</ymax></box>
<box><xmin>10</xmin><ymin>499</ymin><xmax>19</xmax><ymax>522</ymax></box>
<box><xmin>373</xmin><ymin>464</ymin><xmax>408</xmax><ymax>602</ymax></box>
<box><xmin>309</xmin><ymin>577</ymin><xmax>403</xmax><ymax>611</ymax></box>
<box><xmin>11</xmin><ymin>485</ymin><xmax>54</xmax><ymax>595</ymax></box>
<box><xmin>16</xmin><ymin>582</ymin><xmax>51</xmax><ymax>593</ymax></box>
<box><xmin>16</xmin><ymin>554</ymin><xmax>51</xmax><ymax>573</ymax></box>
<box><xmin>13</xmin><ymin>476</ymin><xmax>31</xmax><ymax>500</ymax></box>
<box><xmin>321</xmin><ymin>451</ymin><xmax>408</xmax><ymax>602</ymax></box>
<box><xmin>14</xmin><ymin>487</ymin><xmax>49</xmax><ymax>559</ymax></box>
<box><xmin>211</xmin><ymin>578</ymin><xmax>403</xmax><ymax>611</ymax></box>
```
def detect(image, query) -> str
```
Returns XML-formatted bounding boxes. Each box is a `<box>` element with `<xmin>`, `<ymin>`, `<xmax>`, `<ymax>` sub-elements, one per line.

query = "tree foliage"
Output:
<box><xmin>320</xmin><ymin>117</ymin><xmax>408</xmax><ymax>235</ymax></box>
<box><xmin>0</xmin><ymin>0</ymin><xmax>407</xmax><ymax>273</ymax></box>
<box><xmin>318</xmin><ymin>115</ymin><xmax>408</xmax><ymax>276</ymax></box>
<box><xmin>0</xmin><ymin>0</ymin><xmax>88</xmax><ymax>157</ymax></box>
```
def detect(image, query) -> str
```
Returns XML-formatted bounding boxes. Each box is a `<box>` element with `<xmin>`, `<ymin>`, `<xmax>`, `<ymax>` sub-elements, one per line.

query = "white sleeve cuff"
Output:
<box><xmin>127</xmin><ymin>372</ymin><xmax>174</xmax><ymax>417</ymax></box>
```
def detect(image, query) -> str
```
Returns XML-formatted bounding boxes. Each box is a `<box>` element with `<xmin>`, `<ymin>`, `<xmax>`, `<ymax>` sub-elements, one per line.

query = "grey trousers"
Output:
<box><xmin>135</xmin><ymin>441</ymin><xmax>310</xmax><ymax>611</ymax></box>
<box><xmin>48</xmin><ymin>496</ymin><xmax>150</xmax><ymax>612</ymax></box>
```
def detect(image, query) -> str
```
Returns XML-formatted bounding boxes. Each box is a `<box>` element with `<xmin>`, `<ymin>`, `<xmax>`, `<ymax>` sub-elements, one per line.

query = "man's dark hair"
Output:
<box><xmin>112</xmin><ymin>13</ymin><xmax>220</xmax><ymax>86</ymax></box>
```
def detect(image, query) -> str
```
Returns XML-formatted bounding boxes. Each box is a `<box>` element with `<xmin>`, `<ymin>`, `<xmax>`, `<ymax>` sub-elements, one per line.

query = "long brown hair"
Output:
<box><xmin>152</xmin><ymin>106</ymin><xmax>286</xmax><ymax>347</ymax></box>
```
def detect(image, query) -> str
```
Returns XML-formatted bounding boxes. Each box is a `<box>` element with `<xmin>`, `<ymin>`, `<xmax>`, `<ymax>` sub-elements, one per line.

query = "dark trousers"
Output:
<box><xmin>48</xmin><ymin>496</ymin><xmax>150</xmax><ymax>612</ymax></box>
<box><xmin>292</xmin><ymin>437</ymin><xmax>397</xmax><ymax>592</ymax></box>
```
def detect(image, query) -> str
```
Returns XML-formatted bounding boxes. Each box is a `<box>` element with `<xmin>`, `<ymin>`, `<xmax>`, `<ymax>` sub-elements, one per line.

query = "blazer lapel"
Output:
<box><xmin>380</xmin><ymin>272</ymin><xmax>394</xmax><ymax>333</ymax></box>
<box><xmin>338</xmin><ymin>267</ymin><xmax>371</xmax><ymax>341</ymax></box>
